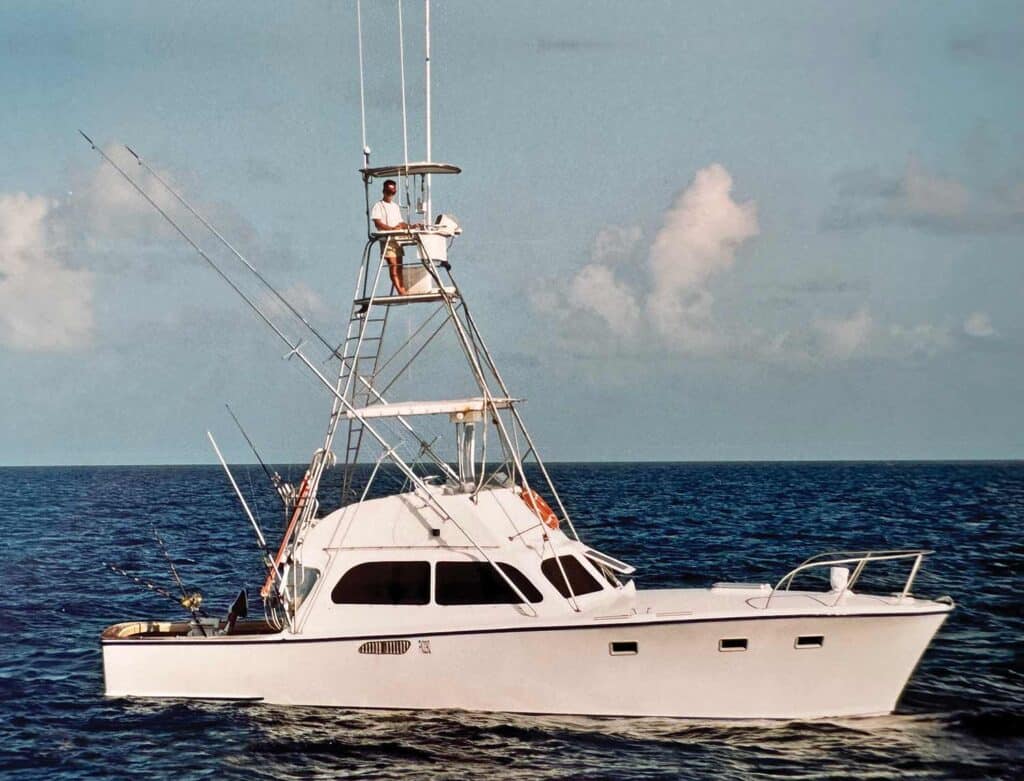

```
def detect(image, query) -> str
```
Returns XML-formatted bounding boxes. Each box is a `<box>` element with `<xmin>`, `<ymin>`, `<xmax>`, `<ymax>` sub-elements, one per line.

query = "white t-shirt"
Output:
<box><xmin>370</xmin><ymin>200</ymin><xmax>403</xmax><ymax>231</ymax></box>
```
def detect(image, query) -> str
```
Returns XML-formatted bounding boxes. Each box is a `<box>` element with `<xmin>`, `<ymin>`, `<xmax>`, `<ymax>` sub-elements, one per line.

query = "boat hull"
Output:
<box><xmin>102</xmin><ymin>609</ymin><xmax>949</xmax><ymax>719</ymax></box>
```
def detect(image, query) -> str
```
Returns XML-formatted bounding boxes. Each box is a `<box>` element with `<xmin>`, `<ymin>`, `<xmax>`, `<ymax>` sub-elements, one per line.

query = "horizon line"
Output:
<box><xmin>1</xmin><ymin>458</ymin><xmax>1021</xmax><ymax>469</ymax></box>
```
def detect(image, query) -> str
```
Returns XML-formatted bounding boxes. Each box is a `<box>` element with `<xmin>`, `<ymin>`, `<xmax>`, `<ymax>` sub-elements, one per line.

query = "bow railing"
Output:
<box><xmin>764</xmin><ymin>549</ymin><xmax>934</xmax><ymax>609</ymax></box>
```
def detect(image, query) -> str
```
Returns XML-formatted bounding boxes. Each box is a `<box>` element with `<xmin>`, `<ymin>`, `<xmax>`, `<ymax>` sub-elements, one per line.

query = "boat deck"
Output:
<box><xmin>102</xmin><ymin>618</ymin><xmax>281</xmax><ymax>640</ymax></box>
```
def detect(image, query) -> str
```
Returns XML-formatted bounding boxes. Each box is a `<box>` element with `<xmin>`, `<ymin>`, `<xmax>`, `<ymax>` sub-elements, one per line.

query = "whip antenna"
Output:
<box><xmin>397</xmin><ymin>0</ymin><xmax>410</xmax><ymax>209</ymax></box>
<box><xmin>357</xmin><ymin>0</ymin><xmax>369</xmax><ymax>167</ymax></box>
<box><xmin>425</xmin><ymin>0</ymin><xmax>432</xmax><ymax>221</ymax></box>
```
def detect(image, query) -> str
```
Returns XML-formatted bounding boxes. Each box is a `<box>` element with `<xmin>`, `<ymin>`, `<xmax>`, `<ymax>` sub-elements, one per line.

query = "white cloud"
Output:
<box><xmin>566</xmin><ymin>264</ymin><xmax>641</xmax><ymax>336</ymax></box>
<box><xmin>886</xmin><ymin>322</ymin><xmax>953</xmax><ymax>357</ymax></box>
<box><xmin>590</xmin><ymin>224</ymin><xmax>641</xmax><ymax>265</ymax></box>
<box><xmin>0</xmin><ymin>144</ymin><xmax>279</xmax><ymax>353</ymax></box>
<box><xmin>646</xmin><ymin>164</ymin><xmax>759</xmax><ymax>351</ymax></box>
<box><xmin>555</xmin><ymin>163</ymin><xmax>759</xmax><ymax>356</ymax></box>
<box><xmin>812</xmin><ymin>308</ymin><xmax>873</xmax><ymax>359</ymax></box>
<box><xmin>963</xmin><ymin>311</ymin><xmax>996</xmax><ymax>337</ymax></box>
<box><xmin>546</xmin><ymin>165</ymin><xmax>965</xmax><ymax>368</ymax></box>
<box><xmin>67</xmin><ymin>144</ymin><xmax>186</xmax><ymax>251</ymax></box>
<box><xmin>261</xmin><ymin>282</ymin><xmax>331</xmax><ymax>323</ymax></box>
<box><xmin>0</xmin><ymin>146</ymin><xmax>221</xmax><ymax>352</ymax></box>
<box><xmin>826</xmin><ymin>156</ymin><xmax>1024</xmax><ymax>232</ymax></box>
<box><xmin>901</xmin><ymin>158</ymin><xmax>969</xmax><ymax>219</ymax></box>
<box><xmin>0</xmin><ymin>193</ymin><xmax>95</xmax><ymax>351</ymax></box>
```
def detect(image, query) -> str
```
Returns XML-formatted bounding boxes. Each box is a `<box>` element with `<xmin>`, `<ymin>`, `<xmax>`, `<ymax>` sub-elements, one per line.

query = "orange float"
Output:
<box><xmin>521</xmin><ymin>488</ymin><xmax>559</xmax><ymax>530</ymax></box>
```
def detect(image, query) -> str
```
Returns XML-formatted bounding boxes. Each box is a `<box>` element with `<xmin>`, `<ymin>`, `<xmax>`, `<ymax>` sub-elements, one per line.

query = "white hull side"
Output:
<box><xmin>102</xmin><ymin>611</ymin><xmax>948</xmax><ymax>719</ymax></box>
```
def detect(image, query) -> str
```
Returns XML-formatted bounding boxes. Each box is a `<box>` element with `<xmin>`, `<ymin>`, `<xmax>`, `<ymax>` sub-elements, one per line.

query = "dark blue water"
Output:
<box><xmin>1</xmin><ymin>462</ymin><xmax>1021</xmax><ymax>779</ymax></box>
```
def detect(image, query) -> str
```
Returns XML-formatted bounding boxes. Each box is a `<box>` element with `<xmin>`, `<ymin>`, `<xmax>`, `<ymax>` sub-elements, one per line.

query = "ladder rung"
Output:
<box><xmin>353</xmin><ymin>289</ymin><xmax>458</xmax><ymax>309</ymax></box>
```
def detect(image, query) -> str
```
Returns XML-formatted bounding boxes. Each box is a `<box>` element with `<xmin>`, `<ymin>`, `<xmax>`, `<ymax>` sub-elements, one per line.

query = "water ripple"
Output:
<box><xmin>0</xmin><ymin>462</ymin><xmax>1021</xmax><ymax>779</ymax></box>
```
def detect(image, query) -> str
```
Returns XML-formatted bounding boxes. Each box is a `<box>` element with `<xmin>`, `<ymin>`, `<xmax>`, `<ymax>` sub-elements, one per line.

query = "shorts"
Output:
<box><xmin>381</xmin><ymin>238</ymin><xmax>405</xmax><ymax>259</ymax></box>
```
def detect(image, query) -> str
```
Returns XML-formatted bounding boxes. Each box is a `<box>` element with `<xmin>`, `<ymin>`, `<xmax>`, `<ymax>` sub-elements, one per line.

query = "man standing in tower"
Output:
<box><xmin>370</xmin><ymin>178</ymin><xmax>410</xmax><ymax>296</ymax></box>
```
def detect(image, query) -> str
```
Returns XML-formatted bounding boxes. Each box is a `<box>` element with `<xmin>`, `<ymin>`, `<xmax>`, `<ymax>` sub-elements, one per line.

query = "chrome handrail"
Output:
<box><xmin>763</xmin><ymin>549</ymin><xmax>934</xmax><ymax>609</ymax></box>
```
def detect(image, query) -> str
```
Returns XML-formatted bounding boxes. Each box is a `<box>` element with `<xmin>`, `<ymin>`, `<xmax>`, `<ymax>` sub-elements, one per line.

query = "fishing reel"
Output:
<box><xmin>179</xmin><ymin>591</ymin><xmax>204</xmax><ymax>612</ymax></box>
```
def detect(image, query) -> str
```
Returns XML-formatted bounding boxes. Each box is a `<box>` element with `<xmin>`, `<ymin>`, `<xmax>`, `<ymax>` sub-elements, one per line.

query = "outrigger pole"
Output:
<box><xmin>207</xmin><ymin>431</ymin><xmax>271</xmax><ymax>558</ymax></box>
<box><xmin>122</xmin><ymin>144</ymin><xmax>339</xmax><ymax>359</ymax></box>
<box><xmin>79</xmin><ymin>130</ymin><xmax>541</xmax><ymax>619</ymax></box>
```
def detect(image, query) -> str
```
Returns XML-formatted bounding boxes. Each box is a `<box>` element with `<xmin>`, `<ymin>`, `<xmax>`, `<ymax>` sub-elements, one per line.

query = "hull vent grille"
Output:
<box><xmin>358</xmin><ymin>639</ymin><xmax>412</xmax><ymax>655</ymax></box>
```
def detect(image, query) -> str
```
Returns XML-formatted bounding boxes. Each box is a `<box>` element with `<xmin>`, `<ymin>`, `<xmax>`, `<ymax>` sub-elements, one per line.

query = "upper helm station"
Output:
<box><xmin>360</xmin><ymin>160</ymin><xmax>462</xmax><ymax>296</ymax></box>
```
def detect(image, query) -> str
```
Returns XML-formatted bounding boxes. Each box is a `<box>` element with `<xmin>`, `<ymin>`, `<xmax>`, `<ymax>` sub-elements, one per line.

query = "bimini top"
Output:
<box><xmin>361</xmin><ymin>161</ymin><xmax>461</xmax><ymax>179</ymax></box>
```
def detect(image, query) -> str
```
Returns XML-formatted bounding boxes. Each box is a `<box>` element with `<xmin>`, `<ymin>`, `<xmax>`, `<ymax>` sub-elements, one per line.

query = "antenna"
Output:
<box><xmin>356</xmin><ymin>0</ymin><xmax>369</xmax><ymax>168</ymax></box>
<box><xmin>398</xmin><ymin>0</ymin><xmax>410</xmax><ymax>210</ymax></box>
<box><xmin>425</xmin><ymin>0</ymin><xmax>432</xmax><ymax>222</ymax></box>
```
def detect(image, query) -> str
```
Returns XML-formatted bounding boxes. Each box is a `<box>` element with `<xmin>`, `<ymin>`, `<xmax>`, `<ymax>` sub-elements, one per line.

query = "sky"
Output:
<box><xmin>0</xmin><ymin>0</ymin><xmax>1022</xmax><ymax>465</ymax></box>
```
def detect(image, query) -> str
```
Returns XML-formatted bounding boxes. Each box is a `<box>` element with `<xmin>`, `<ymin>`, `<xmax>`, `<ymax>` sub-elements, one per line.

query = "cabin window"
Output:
<box><xmin>585</xmin><ymin>555</ymin><xmax>621</xmax><ymax>588</ymax></box>
<box><xmin>541</xmin><ymin>555</ymin><xmax>604</xmax><ymax>598</ymax></box>
<box><xmin>331</xmin><ymin>561</ymin><xmax>430</xmax><ymax>605</ymax></box>
<box><xmin>435</xmin><ymin>562</ymin><xmax>543</xmax><ymax>605</ymax></box>
<box><xmin>288</xmin><ymin>566</ymin><xmax>321</xmax><ymax>610</ymax></box>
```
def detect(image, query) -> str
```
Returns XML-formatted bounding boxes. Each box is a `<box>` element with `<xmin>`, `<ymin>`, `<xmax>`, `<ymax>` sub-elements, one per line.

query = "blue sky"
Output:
<box><xmin>0</xmin><ymin>1</ymin><xmax>1021</xmax><ymax>464</ymax></box>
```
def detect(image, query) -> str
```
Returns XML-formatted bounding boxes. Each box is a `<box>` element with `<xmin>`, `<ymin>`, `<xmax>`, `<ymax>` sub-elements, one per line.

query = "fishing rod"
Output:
<box><xmin>151</xmin><ymin>526</ymin><xmax>208</xmax><ymax>628</ymax></box>
<box><xmin>105</xmin><ymin>562</ymin><xmax>205</xmax><ymax>615</ymax></box>
<box><xmin>122</xmin><ymin>143</ymin><xmax>341</xmax><ymax>359</ymax></box>
<box><xmin>224</xmin><ymin>402</ymin><xmax>290</xmax><ymax>508</ymax></box>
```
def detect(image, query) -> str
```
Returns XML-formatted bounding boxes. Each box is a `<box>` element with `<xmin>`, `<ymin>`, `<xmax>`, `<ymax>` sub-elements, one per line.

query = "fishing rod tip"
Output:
<box><xmin>77</xmin><ymin>129</ymin><xmax>96</xmax><ymax>148</ymax></box>
<box><xmin>124</xmin><ymin>144</ymin><xmax>141</xmax><ymax>162</ymax></box>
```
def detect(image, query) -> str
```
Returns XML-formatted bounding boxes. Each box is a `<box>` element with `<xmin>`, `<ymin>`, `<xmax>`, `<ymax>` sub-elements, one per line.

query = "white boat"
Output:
<box><xmin>98</xmin><ymin>4</ymin><xmax>953</xmax><ymax>719</ymax></box>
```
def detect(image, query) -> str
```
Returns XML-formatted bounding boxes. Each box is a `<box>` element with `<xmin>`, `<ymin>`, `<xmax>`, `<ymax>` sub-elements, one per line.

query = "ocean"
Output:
<box><xmin>0</xmin><ymin>461</ymin><xmax>1020</xmax><ymax>779</ymax></box>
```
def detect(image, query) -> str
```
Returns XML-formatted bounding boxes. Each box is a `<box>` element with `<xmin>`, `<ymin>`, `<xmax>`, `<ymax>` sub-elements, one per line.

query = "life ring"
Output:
<box><xmin>521</xmin><ymin>488</ymin><xmax>559</xmax><ymax>530</ymax></box>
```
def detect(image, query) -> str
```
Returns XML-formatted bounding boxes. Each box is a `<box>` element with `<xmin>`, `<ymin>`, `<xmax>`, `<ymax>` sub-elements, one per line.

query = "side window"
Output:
<box><xmin>585</xmin><ymin>555</ymin><xmax>621</xmax><ymax>588</ymax></box>
<box><xmin>435</xmin><ymin>562</ymin><xmax>543</xmax><ymax>605</ymax></box>
<box><xmin>541</xmin><ymin>555</ymin><xmax>604</xmax><ymax>598</ymax></box>
<box><xmin>331</xmin><ymin>561</ymin><xmax>430</xmax><ymax>605</ymax></box>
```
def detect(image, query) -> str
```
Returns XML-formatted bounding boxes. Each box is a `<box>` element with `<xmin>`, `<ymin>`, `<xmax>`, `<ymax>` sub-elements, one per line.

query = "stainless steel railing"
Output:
<box><xmin>763</xmin><ymin>549</ymin><xmax>934</xmax><ymax>609</ymax></box>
